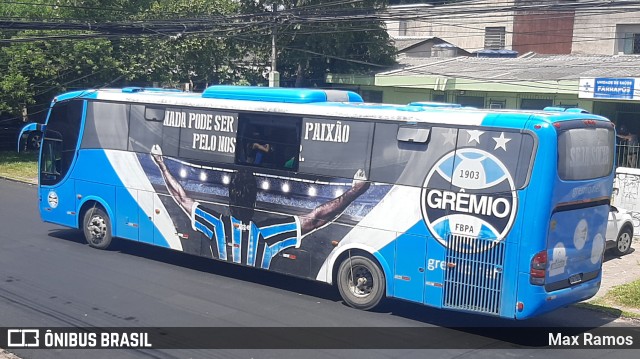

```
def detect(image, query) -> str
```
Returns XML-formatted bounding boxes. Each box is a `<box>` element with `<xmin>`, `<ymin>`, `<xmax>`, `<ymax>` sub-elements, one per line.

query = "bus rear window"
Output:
<box><xmin>557</xmin><ymin>127</ymin><xmax>614</xmax><ymax>181</ymax></box>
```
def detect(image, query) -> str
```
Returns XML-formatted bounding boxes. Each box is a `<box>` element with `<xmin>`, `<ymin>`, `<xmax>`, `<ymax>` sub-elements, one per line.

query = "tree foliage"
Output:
<box><xmin>0</xmin><ymin>0</ymin><xmax>396</xmax><ymax>117</ymax></box>
<box><xmin>1</xmin><ymin>32</ymin><xmax>119</xmax><ymax>115</ymax></box>
<box><xmin>242</xmin><ymin>0</ymin><xmax>396</xmax><ymax>87</ymax></box>
<box><xmin>117</xmin><ymin>0</ymin><xmax>266</xmax><ymax>90</ymax></box>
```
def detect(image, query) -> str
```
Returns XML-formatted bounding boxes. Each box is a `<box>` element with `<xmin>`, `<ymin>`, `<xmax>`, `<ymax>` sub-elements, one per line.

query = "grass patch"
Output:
<box><xmin>0</xmin><ymin>150</ymin><xmax>38</xmax><ymax>182</ymax></box>
<box><xmin>579</xmin><ymin>279</ymin><xmax>640</xmax><ymax>319</ymax></box>
<box><xmin>605</xmin><ymin>279</ymin><xmax>640</xmax><ymax>308</ymax></box>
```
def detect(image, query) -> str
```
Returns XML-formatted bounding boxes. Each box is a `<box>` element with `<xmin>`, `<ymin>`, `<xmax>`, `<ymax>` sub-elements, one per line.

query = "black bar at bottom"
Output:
<box><xmin>1</xmin><ymin>327</ymin><xmax>639</xmax><ymax>349</ymax></box>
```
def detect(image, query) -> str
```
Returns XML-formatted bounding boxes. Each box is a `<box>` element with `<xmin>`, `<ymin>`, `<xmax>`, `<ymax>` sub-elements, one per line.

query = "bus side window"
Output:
<box><xmin>397</xmin><ymin>125</ymin><xmax>430</xmax><ymax>143</ymax></box>
<box><xmin>235</xmin><ymin>114</ymin><xmax>302</xmax><ymax>172</ymax></box>
<box><xmin>298</xmin><ymin>118</ymin><xmax>373</xmax><ymax>178</ymax></box>
<box><xmin>145</xmin><ymin>107</ymin><xmax>165</xmax><ymax>122</ymax></box>
<box><xmin>370</xmin><ymin>124</ymin><xmax>452</xmax><ymax>187</ymax></box>
<box><xmin>128</xmin><ymin>105</ymin><xmax>165</xmax><ymax>154</ymax></box>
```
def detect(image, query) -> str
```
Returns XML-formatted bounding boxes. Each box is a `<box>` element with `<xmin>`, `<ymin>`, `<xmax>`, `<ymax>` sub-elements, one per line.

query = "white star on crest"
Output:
<box><xmin>442</xmin><ymin>128</ymin><xmax>456</xmax><ymax>146</ymax></box>
<box><xmin>467</xmin><ymin>130</ymin><xmax>484</xmax><ymax>144</ymax></box>
<box><xmin>493</xmin><ymin>132</ymin><xmax>511</xmax><ymax>151</ymax></box>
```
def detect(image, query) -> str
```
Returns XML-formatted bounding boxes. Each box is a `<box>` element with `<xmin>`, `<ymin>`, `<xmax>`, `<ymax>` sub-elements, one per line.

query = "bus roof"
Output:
<box><xmin>53</xmin><ymin>86</ymin><xmax>610</xmax><ymax>128</ymax></box>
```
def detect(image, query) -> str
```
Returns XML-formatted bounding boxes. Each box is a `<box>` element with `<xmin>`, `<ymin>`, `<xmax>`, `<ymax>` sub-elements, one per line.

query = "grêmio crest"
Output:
<box><xmin>421</xmin><ymin>146</ymin><xmax>518</xmax><ymax>253</ymax></box>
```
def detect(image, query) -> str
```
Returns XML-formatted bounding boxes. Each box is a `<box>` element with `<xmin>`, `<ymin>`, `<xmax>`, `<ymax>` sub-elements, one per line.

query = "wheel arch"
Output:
<box><xmin>328</xmin><ymin>244</ymin><xmax>394</xmax><ymax>297</ymax></box>
<box><xmin>620</xmin><ymin>222</ymin><xmax>634</xmax><ymax>235</ymax></box>
<box><xmin>77</xmin><ymin>197</ymin><xmax>115</xmax><ymax>233</ymax></box>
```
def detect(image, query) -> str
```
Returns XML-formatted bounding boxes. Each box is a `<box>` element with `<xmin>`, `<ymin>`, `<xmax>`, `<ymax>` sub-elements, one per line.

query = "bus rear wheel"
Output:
<box><xmin>83</xmin><ymin>206</ymin><xmax>113</xmax><ymax>249</ymax></box>
<box><xmin>337</xmin><ymin>255</ymin><xmax>385</xmax><ymax>310</ymax></box>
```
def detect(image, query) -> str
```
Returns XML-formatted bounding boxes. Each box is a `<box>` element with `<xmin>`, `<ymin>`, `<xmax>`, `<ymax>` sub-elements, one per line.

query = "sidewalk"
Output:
<box><xmin>0</xmin><ymin>349</ymin><xmax>19</xmax><ymax>359</ymax></box>
<box><xmin>584</xmin><ymin>236</ymin><xmax>640</xmax><ymax>316</ymax></box>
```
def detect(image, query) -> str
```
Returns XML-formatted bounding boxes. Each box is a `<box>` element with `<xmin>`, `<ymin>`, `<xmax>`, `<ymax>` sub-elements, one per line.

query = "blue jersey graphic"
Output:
<box><xmin>192</xmin><ymin>203</ymin><xmax>301</xmax><ymax>269</ymax></box>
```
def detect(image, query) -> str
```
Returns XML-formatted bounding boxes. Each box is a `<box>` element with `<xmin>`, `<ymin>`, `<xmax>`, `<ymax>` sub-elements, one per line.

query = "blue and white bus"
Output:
<box><xmin>30</xmin><ymin>86</ymin><xmax>615</xmax><ymax>319</ymax></box>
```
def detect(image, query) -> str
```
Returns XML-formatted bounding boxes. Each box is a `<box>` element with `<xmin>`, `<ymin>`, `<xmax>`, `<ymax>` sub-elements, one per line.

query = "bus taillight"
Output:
<box><xmin>530</xmin><ymin>250</ymin><xmax>547</xmax><ymax>285</ymax></box>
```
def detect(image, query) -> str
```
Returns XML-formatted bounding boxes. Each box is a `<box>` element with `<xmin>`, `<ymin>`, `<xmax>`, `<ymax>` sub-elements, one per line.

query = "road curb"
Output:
<box><xmin>0</xmin><ymin>348</ymin><xmax>20</xmax><ymax>359</ymax></box>
<box><xmin>0</xmin><ymin>175</ymin><xmax>36</xmax><ymax>185</ymax></box>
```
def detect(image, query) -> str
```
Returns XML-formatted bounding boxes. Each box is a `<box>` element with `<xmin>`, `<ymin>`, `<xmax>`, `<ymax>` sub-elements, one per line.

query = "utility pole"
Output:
<box><xmin>269</xmin><ymin>4</ymin><xmax>280</xmax><ymax>87</ymax></box>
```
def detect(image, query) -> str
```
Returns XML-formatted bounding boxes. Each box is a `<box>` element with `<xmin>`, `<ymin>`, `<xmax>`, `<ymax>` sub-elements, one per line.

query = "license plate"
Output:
<box><xmin>569</xmin><ymin>274</ymin><xmax>582</xmax><ymax>285</ymax></box>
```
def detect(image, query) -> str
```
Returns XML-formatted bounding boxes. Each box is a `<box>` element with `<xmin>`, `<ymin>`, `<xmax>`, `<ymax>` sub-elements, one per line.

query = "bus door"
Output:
<box><xmin>369</xmin><ymin>123</ymin><xmax>450</xmax><ymax>304</ymax></box>
<box><xmin>136</xmin><ymin>188</ymin><xmax>157</xmax><ymax>245</ymax></box>
<box><xmin>39</xmin><ymin>100</ymin><xmax>84</xmax><ymax>228</ymax></box>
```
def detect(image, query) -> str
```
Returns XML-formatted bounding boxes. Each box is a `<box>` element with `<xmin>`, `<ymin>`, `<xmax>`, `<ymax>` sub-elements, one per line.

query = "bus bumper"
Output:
<box><xmin>514</xmin><ymin>271</ymin><xmax>601</xmax><ymax>319</ymax></box>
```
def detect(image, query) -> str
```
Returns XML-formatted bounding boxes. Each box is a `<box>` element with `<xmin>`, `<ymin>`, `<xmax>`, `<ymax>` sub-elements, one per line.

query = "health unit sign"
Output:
<box><xmin>579</xmin><ymin>77</ymin><xmax>639</xmax><ymax>100</ymax></box>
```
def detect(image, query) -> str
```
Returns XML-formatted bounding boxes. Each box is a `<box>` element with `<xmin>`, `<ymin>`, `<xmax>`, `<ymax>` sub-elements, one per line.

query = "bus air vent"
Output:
<box><xmin>201</xmin><ymin>85</ymin><xmax>363</xmax><ymax>103</ymax></box>
<box><xmin>122</xmin><ymin>87</ymin><xmax>182</xmax><ymax>93</ymax></box>
<box><xmin>408</xmin><ymin>101</ymin><xmax>462</xmax><ymax>109</ymax></box>
<box><xmin>543</xmin><ymin>106</ymin><xmax>589</xmax><ymax>114</ymax></box>
<box><xmin>442</xmin><ymin>234</ymin><xmax>506</xmax><ymax>315</ymax></box>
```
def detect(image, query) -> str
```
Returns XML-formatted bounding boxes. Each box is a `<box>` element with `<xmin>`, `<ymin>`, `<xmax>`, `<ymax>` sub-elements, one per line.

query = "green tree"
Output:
<box><xmin>240</xmin><ymin>0</ymin><xmax>396</xmax><ymax>87</ymax></box>
<box><xmin>0</xmin><ymin>31</ymin><xmax>122</xmax><ymax>116</ymax></box>
<box><xmin>116</xmin><ymin>0</ymin><xmax>268</xmax><ymax>90</ymax></box>
<box><xmin>0</xmin><ymin>0</ymin><xmax>397</xmax><ymax>118</ymax></box>
<box><xmin>0</xmin><ymin>1</ymin><xmax>129</xmax><ymax>117</ymax></box>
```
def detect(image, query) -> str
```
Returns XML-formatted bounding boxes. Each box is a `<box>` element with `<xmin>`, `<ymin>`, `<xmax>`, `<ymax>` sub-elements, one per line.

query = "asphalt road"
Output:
<box><xmin>0</xmin><ymin>179</ymin><xmax>638</xmax><ymax>359</ymax></box>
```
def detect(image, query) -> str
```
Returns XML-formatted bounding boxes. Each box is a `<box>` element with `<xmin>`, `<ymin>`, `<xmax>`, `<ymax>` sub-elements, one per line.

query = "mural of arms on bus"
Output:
<box><xmin>298</xmin><ymin>168</ymin><xmax>370</xmax><ymax>236</ymax></box>
<box><xmin>150</xmin><ymin>145</ymin><xmax>196</xmax><ymax>217</ymax></box>
<box><xmin>150</xmin><ymin>144</ymin><xmax>370</xmax><ymax>237</ymax></box>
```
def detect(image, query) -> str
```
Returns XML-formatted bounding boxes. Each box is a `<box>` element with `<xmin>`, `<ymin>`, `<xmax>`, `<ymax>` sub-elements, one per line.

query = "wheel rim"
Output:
<box><xmin>88</xmin><ymin>215</ymin><xmax>107</xmax><ymax>244</ymax></box>
<box><xmin>618</xmin><ymin>232</ymin><xmax>631</xmax><ymax>252</ymax></box>
<box><xmin>348</xmin><ymin>265</ymin><xmax>374</xmax><ymax>298</ymax></box>
<box><xmin>30</xmin><ymin>135</ymin><xmax>41</xmax><ymax>149</ymax></box>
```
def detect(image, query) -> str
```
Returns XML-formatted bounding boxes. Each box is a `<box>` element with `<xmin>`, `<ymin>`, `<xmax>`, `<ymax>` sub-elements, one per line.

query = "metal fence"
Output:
<box><xmin>617</xmin><ymin>143</ymin><xmax>640</xmax><ymax>168</ymax></box>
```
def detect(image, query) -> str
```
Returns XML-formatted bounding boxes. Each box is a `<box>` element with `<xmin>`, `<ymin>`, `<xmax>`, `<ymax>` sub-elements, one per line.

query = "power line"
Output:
<box><xmin>0</xmin><ymin>2</ymin><xmax>637</xmax><ymax>104</ymax></box>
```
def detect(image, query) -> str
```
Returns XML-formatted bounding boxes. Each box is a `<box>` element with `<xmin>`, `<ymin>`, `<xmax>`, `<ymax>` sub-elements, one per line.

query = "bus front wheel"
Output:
<box><xmin>83</xmin><ymin>206</ymin><xmax>113</xmax><ymax>249</ymax></box>
<box><xmin>337</xmin><ymin>255</ymin><xmax>385</xmax><ymax>310</ymax></box>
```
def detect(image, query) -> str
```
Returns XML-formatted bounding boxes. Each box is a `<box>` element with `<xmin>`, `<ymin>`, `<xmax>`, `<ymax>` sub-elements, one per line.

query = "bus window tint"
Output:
<box><xmin>451</xmin><ymin>129</ymin><xmax>534</xmax><ymax>193</ymax></box>
<box><xmin>39</xmin><ymin>100</ymin><xmax>83</xmax><ymax>185</ymax></box>
<box><xmin>40</xmin><ymin>132</ymin><xmax>63</xmax><ymax>184</ymax></box>
<box><xmin>370</xmin><ymin>125</ymin><xmax>457</xmax><ymax>187</ymax></box>
<box><xmin>128</xmin><ymin>105</ymin><xmax>164</xmax><ymax>153</ymax></box>
<box><xmin>235</xmin><ymin>114</ymin><xmax>301</xmax><ymax>171</ymax></box>
<box><xmin>558</xmin><ymin>127</ymin><xmax>614</xmax><ymax>180</ymax></box>
<box><xmin>81</xmin><ymin>102</ymin><xmax>129</xmax><ymax>150</ymax></box>
<box><xmin>397</xmin><ymin>125</ymin><xmax>430</xmax><ymax>143</ymax></box>
<box><xmin>299</xmin><ymin>118</ymin><xmax>373</xmax><ymax>178</ymax></box>
<box><xmin>370</xmin><ymin>125</ymin><xmax>534</xmax><ymax>189</ymax></box>
<box><xmin>144</xmin><ymin>107</ymin><xmax>165</xmax><ymax>122</ymax></box>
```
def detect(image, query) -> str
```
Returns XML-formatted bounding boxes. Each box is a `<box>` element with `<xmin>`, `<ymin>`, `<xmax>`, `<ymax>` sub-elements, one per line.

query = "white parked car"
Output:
<box><xmin>606</xmin><ymin>206</ymin><xmax>634</xmax><ymax>256</ymax></box>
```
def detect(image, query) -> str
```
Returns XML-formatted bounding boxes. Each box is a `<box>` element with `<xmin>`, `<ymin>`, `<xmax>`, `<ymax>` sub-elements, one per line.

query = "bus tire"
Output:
<box><xmin>337</xmin><ymin>255</ymin><xmax>385</xmax><ymax>310</ymax></box>
<box><xmin>614</xmin><ymin>227</ymin><xmax>633</xmax><ymax>256</ymax></box>
<box><xmin>83</xmin><ymin>206</ymin><xmax>113</xmax><ymax>249</ymax></box>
